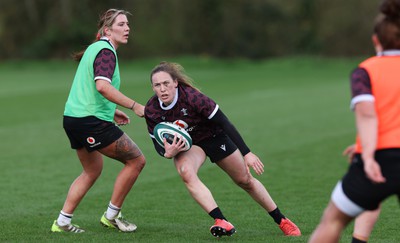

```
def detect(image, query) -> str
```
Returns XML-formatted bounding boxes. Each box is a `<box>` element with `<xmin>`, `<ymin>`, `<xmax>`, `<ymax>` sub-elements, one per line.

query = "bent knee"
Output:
<box><xmin>134</xmin><ymin>155</ymin><xmax>146</xmax><ymax>170</ymax></box>
<box><xmin>83</xmin><ymin>169</ymin><xmax>102</xmax><ymax>182</ymax></box>
<box><xmin>177</xmin><ymin>165</ymin><xmax>197</xmax><ymax>184</ymax></box>
<box><xmin>126</xmin><ymin>155</ymin><xmax>146</xmax><ymax>171</ymax></box>
<box><xmin>235</xmin><ymin>175</ymin><xmax>254</xmax><ymax>189</ymax></box>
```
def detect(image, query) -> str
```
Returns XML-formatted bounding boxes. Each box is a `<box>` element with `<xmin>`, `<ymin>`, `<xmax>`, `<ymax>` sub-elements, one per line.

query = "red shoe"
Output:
<box><xmin>210</xmin><ymin>219</ymin><xmax>236</xmax><ymax>237</ymax></box>
<box><xmin>279</xmin><ymin>218</ymin><xmax>301</xmax><ymax>236</ymax></box>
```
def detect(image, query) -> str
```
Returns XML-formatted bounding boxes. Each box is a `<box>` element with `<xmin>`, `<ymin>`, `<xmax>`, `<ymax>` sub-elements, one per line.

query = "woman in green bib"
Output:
<box><xmin>51</xmin><ymin>9</ymin><xmax>145</xmax><ymax>233</ymax></box>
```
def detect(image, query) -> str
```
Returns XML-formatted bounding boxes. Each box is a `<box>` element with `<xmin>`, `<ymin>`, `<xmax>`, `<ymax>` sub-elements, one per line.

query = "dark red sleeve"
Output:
<box><xmin>185</xmin><ymin>86</ymin><xmax>217</xmax><ymax>118</ymax></box>
<box><xmin>350</xmin><ymin>67</ymin><xmax>372</xmax><ymax>98</ymax></box>
<box><xmin>93</xmin><ymin>48</ymin><xmax>116</xmax><ymax>81</ymax></box>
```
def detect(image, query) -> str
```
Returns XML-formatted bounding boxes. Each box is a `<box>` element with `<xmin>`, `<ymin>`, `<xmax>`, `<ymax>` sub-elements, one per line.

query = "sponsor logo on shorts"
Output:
<box><xmin>220</xmin><ymin>144</ymin><xmax>226</xmax><ymax>151</ymax></box>
<box><xmin>87</xmin><ymin>137</ymin><xmax>101</xmax><ymax>148</ymax></box>
<box><xmin>87</xmin><ymin>137</ymin><xmax>95</xmax><ymax>144</ymax></box>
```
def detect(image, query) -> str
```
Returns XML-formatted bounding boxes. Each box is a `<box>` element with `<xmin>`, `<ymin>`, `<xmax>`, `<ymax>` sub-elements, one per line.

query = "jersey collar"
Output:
<box><xmin>159</xmin><ymin>88</ymin><xmax>179</xmax><ymax>110</ymax></box>
<box><xmin>100</xmin><ymin>36</ymin><xmax>116</xmax><ymax>50</ymax></box>
<box><xmin>377</xmin><ymin>50</ymin><xmax>400</xmax><ymax>56</ymax></box>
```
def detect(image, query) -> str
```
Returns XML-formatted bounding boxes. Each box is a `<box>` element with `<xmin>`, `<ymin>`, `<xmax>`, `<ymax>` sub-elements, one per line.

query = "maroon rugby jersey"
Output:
<box><xmin>145</xmin><ymin>85</ymin><xmax>223</xmax><ymax>144</ymax></box>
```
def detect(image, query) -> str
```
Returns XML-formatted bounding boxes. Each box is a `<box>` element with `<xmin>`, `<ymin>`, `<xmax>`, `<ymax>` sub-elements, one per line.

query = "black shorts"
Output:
<box><xmin>341</xmin><ymin>149</ymin><xmax>400</xmax><ymax>210</ymax></box>
<box><xmin>63</xmin><ymin>116</ymin><xmax>124</xmax><ymax>152</ymax></box>
<box><xmin>197</xmin><ymin>133</ymin><xmax>237</xmax><ymax>163</ymax></box>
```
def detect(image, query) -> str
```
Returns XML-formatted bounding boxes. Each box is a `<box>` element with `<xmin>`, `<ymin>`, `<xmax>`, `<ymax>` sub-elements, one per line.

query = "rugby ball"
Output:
<box><xmin>153</xmin><ymin>122</ymin><xmax>192</xmax><ymax>151</ymax></box>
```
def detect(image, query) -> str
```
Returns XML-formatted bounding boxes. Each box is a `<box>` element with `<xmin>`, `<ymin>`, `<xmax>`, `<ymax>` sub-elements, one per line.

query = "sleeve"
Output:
<box><xmin>187</xmin><ymin>87</ymin><xmax>218</xmax><ymax>119</ymax></box>
<box><xmin>93</xmin><ymin>48</ymin><xmax>116</xmax><ymax>83</ymax></box>
<box><xmin>350</xmin><ymin>67</ymin><xmax>374</xmax><ymax>110</ymax></box>
<box><xmin>210</xmin><ymin>109</ymin><xmax>251</xmax><ymax>156</ymax></box>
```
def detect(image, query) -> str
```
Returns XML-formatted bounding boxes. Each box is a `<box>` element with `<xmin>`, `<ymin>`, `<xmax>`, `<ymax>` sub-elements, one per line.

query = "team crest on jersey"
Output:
<box><xmin>173</xmin><ymin>120</ymin><xmax>188</xmax><ymax>129</ymax></box>
<box><xmin>181</xmin><ymin>108</ymin><xmax>188</xmax><ymax>116</ymax></box>
<box><xmin>87</xmin><ymin>137</ymin><xmax>95</xmax><ymax>144</ymax></box>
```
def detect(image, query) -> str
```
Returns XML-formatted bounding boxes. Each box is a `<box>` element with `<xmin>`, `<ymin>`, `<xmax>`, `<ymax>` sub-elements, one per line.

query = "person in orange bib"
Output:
<box><xmin>309</xmin><ymin>0</ymin><xmax>400</xmax><ymax>242</ymax></box>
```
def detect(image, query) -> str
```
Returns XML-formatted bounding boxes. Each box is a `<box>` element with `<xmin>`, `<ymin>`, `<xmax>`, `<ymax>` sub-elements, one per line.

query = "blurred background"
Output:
<box><xmin>0</xmin><ymin>0</ymin><xmax>379</xmax><ymax>60</ymax></box>
<box><xmin>4</xmin><ymin>1</ymin><xmax>400</xmax><ymax>242</ymax></box>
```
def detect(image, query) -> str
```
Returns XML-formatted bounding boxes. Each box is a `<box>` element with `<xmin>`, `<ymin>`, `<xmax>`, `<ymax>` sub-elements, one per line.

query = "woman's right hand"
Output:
<box><xmin>163</xmin><ymin>134</ymin><xmax>187</xmax><ymax>159</ymax></box>
<box><xmin>342</xmin><ymin>144</ymin><xmax>356</xmax><ymax>163</ymax></box>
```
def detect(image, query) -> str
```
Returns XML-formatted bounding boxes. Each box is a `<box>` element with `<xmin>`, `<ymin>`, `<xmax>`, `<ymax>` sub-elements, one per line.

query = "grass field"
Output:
<box><xmin>0</xmin><ymin>57</ymin><xmax>399</xmax><ymax>242</ymax></box>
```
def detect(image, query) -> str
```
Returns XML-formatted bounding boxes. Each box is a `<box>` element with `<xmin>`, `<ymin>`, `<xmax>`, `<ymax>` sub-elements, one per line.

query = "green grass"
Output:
<box><xmin>0</xmin><ymin>56</ymin><xmax>399</xmax><ymax>242</ymax></box>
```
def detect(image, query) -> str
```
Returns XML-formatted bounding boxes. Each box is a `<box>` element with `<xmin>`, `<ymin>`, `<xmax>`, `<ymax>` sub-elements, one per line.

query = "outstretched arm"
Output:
<box><xmin>211</xmin><ymin>109</ymin><xmax>264</xmax><ymax>175</ymax></box>
<box><xmin>93</xmin><ymin>48</ymin><xmax>144</xmax><ymax>117</ymax></box>
<box><xmin>210</xmin><ymin>109</ymin><xmax>250</xmax><ymax>155</ymax></box>
<box><xmin>96</xmin><ymin>80</ymin><xmax>144</xmax><ymax>117</ymax></box>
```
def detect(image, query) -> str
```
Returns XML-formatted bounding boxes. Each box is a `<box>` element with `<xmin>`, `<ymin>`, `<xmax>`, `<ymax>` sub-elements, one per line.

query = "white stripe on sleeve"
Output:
<box><xmin>350</xmin><ymin>94</ymin><xmax>374</xmax><ymax>111</ymax></box>
<box><xmin>208</xmin><ymin>104</ymin><xmax>219</xmax><ymax>119</ymax></box>
<box><xmin>94</xmin><ymin>76</ymin><xmax>112</xmax><ymax>83</ymax></box>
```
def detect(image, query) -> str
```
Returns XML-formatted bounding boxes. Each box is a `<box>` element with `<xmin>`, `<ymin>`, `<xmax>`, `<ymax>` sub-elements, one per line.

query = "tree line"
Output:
<box><xmin>0</xmin><ymin>0</ymin><xmax>379</xmax><ymax>60</ymax></box>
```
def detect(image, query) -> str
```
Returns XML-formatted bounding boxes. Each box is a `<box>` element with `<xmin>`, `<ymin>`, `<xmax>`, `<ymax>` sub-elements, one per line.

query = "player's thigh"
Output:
<box><xmin>99</xmin><ymin>133</ymin><xmax>143</xmax><ymax>163</ymax></box>
<box><xmin>76</xmin><ymin>148</ymin><xmax>104</xmax><ymax>175</ymax></box>
<box><xmin>322</xmin><ymin>201</ymin><xmax>353</xmax><ymax>227</ymax></box>
<box><xmin>174</xmin><ymin>145</ymin><xmax>207</xmax><ymax>175</ymax></box>
<box><xmin>216</xmin><ymin>149</ymin><xmax>249</xmax><ymax>183</ymax></box>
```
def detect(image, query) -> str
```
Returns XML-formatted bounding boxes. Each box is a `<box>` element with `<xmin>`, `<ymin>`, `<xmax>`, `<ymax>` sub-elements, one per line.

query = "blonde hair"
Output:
<box><xmin>72</xmin><ymin>9</ymin><xmax>131</xmax><ymax>61</ymax></box>
<box><xmin>150</xmin><ymin>62</ymin><xmax>199</xmax><ymax>91</ymax></box>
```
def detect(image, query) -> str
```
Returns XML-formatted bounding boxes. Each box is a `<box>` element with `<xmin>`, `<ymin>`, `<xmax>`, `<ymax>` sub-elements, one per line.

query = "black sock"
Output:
<box><xmin>268</xmin><ymin>207</ymin><xmax>285</xmax><ymax>224</ymax></box>
<box><xmin>208</xmin><ymin>207</ymin><xmax>226</xmax><ymax>220</ymax></box>
<box><xmin>352</xmin><ymin>236</ymin><xmax>367</xmax><ymax>243</ymax></box>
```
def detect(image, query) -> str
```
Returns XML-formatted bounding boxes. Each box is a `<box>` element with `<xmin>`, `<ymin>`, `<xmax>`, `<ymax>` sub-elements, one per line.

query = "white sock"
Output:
<box><xmin>57</xmin><ymin>210</ymin><xmax>72</xmax><ymax>226</ymax></box>
<box><xmin>106</xmin><ymin>202</ymin><xmax>120</xmax><ymax>219</ymax></box>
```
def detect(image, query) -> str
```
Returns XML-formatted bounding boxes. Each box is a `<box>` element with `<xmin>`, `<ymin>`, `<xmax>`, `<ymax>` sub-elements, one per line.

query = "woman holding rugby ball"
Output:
<box><xmin>144</xmin><ymin>62</ymin><xmax>301</xmax><ymax>238</ymax></box>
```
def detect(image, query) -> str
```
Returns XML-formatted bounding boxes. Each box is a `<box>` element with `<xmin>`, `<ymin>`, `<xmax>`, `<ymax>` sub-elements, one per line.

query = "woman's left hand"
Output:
<box><xmin>114</xmin><ymin>109</ymin><xmax>130</xmax><ymax>126</ymax></box>
<box><xmin>364</xmin><ymin>158</ymin><xmax>386</xmax><ymax>183</ymax></box>
<box><xmin>133</xmin><ymin>103</ymin><xmax>145</xmax><ymax>118</ymax></box>
<box><xmin>244</xmin><ymin>152</ymin><xmax>264</xmax><ymax>175</ymax></box>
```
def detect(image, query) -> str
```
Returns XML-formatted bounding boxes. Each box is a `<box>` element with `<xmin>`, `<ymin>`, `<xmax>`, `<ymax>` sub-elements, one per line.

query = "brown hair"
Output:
<box><xmin>150</xmin><ymin>62</ymin><xmax>199</xmax><ymax>91</ymax></box>
<box><xmin>374</xmin><ymin>0</ymin><xmax>400</xmax><ymax>49</ymax></box>
<box><xmin>72</xmin><ymin>9</ymin><xmax>131</xmax><ymax>61</ymax></box>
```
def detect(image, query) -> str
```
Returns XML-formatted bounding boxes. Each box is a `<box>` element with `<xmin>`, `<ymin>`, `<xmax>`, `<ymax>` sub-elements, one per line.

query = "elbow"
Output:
<box><xmin>358</xmin><ymin>110</ymin><xmax>377</xmax><ymax>119</ymax></box>
<box><xmin>95</xmin><ymin>80</ymin><xmax>108</xmax><ymax>95</ymax></box>
<box><xmin>355</xmin><ymin>102</ymin><xmax>376</xmax><ymax>118</ymax></box>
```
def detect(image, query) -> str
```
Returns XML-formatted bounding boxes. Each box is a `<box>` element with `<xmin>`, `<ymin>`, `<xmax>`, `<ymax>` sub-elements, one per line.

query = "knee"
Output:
<box><xmin>83</xmin><ymin>169</ymin><xmax>102</xmax><ymax>182</ymax></box>
<box><xmin>235</xmin><ymin>174</ymin><xmax>253</xmax><ymax>190</ymax></box>
<box><xmin>177</xmin><ymin>165</ymin><xmax>196</xmax><ymax>184</ymax></box>
<box><xmin>134</xmin><ymin>155</ymin><xmax>146</xmax><ymax>171</ymax></box>
<box><xmin>125</xmin><ymin>155</ymin><xmax>146</xmax><ymax>171</ymax></box>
